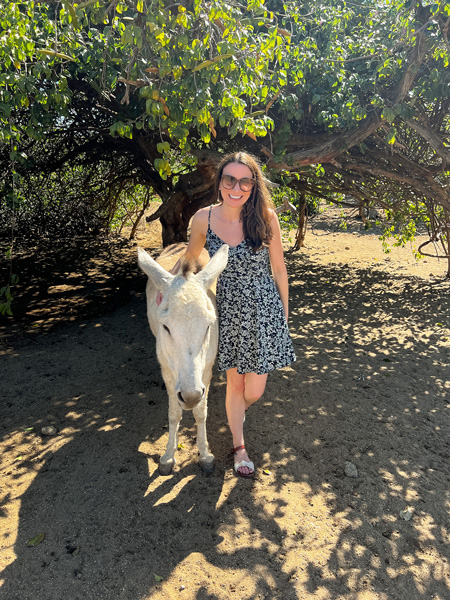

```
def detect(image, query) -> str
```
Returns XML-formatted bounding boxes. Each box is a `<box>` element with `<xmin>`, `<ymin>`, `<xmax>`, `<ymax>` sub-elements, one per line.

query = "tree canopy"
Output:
<box><xmin>0</xmin><ymin>0</ymin><xmax>449</xmax><ymax>268</ymax></box>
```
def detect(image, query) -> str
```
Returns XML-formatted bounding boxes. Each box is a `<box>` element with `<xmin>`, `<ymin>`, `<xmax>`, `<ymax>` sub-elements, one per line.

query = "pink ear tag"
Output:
<box><xmin>156</xmin><ymin>291</ymin><xmax>163</xmax><ymax>306</ymax></box>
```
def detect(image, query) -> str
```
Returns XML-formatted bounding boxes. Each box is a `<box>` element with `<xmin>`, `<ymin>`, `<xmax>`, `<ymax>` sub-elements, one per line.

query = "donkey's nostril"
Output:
<box><xmin>178</xmin><ymin>392</ymin><xmax>185</xmax><ymax>403</ymax></box>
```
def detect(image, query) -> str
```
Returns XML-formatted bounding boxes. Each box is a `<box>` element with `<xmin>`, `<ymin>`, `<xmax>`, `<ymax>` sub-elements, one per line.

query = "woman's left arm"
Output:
<box><xmin>268</xmin><ymin>210</ymin><xmax>289</xmax><ymax>321</ymax></box>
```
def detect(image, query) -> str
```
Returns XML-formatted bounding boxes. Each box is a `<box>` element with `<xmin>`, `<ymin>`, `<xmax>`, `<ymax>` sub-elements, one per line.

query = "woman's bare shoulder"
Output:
<box><xmin>268</xmin><ymin>207</ymin><xmax>278</xmax><ymax>221</ymax></box>
<box><xmin>193</xmin><ymin>206</ymin><xmax>211</xmax><ymax>221</ymax></box>
<box><xmin>267</xmin><ymin>208</ymin><xmax>280</xmax><ymax>228</ymax></box>
<box><xmin>190</xmin><ymin>206</ymin><xmax>211</xmax><ymax>236</ymax></box>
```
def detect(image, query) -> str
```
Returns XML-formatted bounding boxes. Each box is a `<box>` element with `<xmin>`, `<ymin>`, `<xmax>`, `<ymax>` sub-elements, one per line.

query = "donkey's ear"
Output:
<box><xmin>196</xmin><ymin>244</ymin><xmax>229</xmax><ymax>289</ymax></box>
<box><xmin>137</xmin><ymin>247</ymin><xmax>174</xmax><ymax>292</ymax></box>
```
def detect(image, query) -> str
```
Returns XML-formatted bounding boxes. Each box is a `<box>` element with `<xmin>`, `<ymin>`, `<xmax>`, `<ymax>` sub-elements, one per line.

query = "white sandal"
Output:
<box><xmin>231</xmin><ymin>445</ymin><xmax>255</xmax><ymax>478</ymax></box>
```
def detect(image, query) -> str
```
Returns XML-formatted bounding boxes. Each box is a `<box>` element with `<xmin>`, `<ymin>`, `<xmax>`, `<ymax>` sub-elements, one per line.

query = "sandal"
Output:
<box><xmin>231</xmin><ymin>445</ymin><xmax>255</xmax><ymax>479</ymax></box>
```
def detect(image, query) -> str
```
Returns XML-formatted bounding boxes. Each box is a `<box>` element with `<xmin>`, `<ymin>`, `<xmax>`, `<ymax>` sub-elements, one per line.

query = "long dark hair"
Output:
<box><xmin>214</xmin><ymin>152</ymin><xmax>273</xmax><ymax>251</ymax></box>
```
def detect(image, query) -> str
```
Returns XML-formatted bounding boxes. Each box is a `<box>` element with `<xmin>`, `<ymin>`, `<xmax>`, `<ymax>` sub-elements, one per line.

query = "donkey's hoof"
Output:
<box><xmin>199</xmin><ymin>458</ymin><xmax>215</xmax><ymax>474</ymax></box>
<box><xmin>159</xmin><ymin>460</ymin><xmax>174</xmax><ymax>476</ymax></box>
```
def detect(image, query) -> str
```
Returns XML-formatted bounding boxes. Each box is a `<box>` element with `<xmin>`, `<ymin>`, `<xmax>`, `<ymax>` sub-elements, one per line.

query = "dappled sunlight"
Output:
<box><xmin>151</xmin><ymin>475</ymin><xmax>196</xmax><ymax>507</ymax></box>
<box><xmin>0</xmin><ymin>425</ymin><xmax>75</xmax><ymax>571</ymax></box>
<box><xmin>1</xmin><ymin>244</ymin><xmax>449</xmax><ymax>599</ymax></box>
<box><xmin>147</xmin><ymin>552</ymin><xmax>273</xmax><ymax>599</ymax></box>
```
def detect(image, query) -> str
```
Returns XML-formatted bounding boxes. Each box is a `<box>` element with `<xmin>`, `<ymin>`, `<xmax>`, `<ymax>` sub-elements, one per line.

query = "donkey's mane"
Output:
<box><xmin>180</xmin><ymin>255</ymin><xmax>203</xmax><ymax>277</ymax></box>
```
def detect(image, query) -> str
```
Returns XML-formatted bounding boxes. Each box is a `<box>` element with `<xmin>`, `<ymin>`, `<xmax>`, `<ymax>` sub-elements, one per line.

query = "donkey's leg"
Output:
<box><xmin>193</xmin><ymin>393</ymin><xmax>214</xmax><ymax>473</ymax></box>
<box><xmin>159</xmin><ymin>394</ymin><xmax>182</xmax><ymax>475</ymax></box>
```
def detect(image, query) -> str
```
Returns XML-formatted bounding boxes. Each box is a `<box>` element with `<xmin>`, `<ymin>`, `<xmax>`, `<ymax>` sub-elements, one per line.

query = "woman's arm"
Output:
<box><xmin>169</xmin><ymin>208</ymin><xmax>208</xmax><ymax>274</ymax></box>
<box><xmin>268</xmin><ymin>210</ymin><xmax>289</xmax><ymax>320</ymax></box>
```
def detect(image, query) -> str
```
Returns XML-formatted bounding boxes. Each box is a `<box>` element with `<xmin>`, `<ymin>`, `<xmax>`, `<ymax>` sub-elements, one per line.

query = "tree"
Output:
<box><xmin>0</xmin><ymin>0</ymin><xmax>449</xmax><ymax>272</ymax></box>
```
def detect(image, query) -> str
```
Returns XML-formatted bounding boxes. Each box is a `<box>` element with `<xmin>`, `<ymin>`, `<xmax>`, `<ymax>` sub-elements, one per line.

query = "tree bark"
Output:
<box><xmin>146</xmin><ymin>149</ymin><xmax>221</xmax><ymax>246</ymax></box>
<box><xmin>293</xmin><ymin>194</ymin><xmax>308</xmax><ymax>251</ymax></box>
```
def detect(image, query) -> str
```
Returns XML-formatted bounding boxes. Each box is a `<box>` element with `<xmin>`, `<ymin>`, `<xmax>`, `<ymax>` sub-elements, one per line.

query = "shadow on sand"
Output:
<box><xmin>1</xmin><ymin>250</ymin><xmax>449</xmax><ymax>599</ymax></box>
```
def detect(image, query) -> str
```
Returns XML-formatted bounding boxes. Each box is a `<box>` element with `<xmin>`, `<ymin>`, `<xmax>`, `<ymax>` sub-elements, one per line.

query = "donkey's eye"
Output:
<box><xmin>163</xmin><ymin>325</ymin><xmax>171</xmax><ymax>335</ymax></box>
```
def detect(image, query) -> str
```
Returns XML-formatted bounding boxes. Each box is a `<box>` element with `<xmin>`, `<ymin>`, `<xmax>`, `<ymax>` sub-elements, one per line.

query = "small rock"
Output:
<box><xmin>399</xmin><ymin>507</ymin><xmax>414</xmax><ymax>521</ymax></box>
<box><xmin>179</xmin><ymin>585</ymin><xmax>186</xmax><ymax>591</ymax></box>
<box><xmin>344</xmin><ymin>461</ymin><xmax>358</xmax><ymax>478</ymax></box>
<box><xmin>41</xmin><ymin>426</ymin><xmax>57</xmax><ymax>436</ymax></box>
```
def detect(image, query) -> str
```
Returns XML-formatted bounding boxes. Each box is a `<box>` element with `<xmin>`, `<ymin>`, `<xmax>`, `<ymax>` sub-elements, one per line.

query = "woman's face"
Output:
<box><xmin>219</xmin><ymin>162</ymin><xmax>254</xmax><ymax>209</ymax></box>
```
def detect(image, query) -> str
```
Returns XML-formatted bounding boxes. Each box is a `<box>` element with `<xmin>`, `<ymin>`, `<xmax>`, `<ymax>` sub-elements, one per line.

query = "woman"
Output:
<box><xmin>180</xmin><ymin>152</ymin><xmax>296</xmax><ymax>477</ymax></box>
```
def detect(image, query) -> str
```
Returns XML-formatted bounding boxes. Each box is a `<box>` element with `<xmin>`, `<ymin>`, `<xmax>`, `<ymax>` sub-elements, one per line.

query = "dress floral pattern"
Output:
<box><xmin>206</xmin><ymin>207</ymin><xmax>296</xmax><ymax>375</ymax></box>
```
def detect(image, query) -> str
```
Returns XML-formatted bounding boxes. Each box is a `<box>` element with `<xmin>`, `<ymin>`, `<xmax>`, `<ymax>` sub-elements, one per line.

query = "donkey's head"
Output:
<box><xmin>138</xmin><ymin>245</ymin><xmax>229</xmax><ymax>409</ymax></box>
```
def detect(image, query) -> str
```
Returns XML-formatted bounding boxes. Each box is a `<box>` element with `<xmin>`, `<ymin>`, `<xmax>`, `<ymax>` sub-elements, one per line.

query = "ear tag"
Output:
<box><xmin>156</xmin><ymin>291</ymin><xmax>163</xmax><ymax>306</ymax></box>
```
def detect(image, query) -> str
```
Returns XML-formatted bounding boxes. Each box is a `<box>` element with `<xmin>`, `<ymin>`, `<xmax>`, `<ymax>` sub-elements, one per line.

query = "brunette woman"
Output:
<box><xmin>179</xmin><ymin>152</ymin><xmax>295</xmax><ymax>477</ymax></box>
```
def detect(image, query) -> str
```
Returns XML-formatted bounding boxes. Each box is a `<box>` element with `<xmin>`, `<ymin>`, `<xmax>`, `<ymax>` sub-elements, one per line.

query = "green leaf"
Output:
<box><xmin>27</xmin><ymin>533</ymin><xmax>45</xmax><ymax>547</ymax></box>
<box><xmin>36</xmin><ymin>49</ymin><xmax>76</xmax><ymax>62</ymax></box>
<box><xmin>381</xmin><ymin>108</ymin><xmax>395</xmax><ymax>123</ymax></box>
<box><xmin>385</xmin><ymin>127</ymin><xmax>396</xmax><ymax>145</ymax></box>
<box><xmin>76</xmin><ymin>0</ymin><xmax>98</xmax><ymax>9</ymax></box>
<box><xmin>154</xmin><ymin>574</ymin><xmax>163</xmax><ymax>582</ymax></box>
<box><xmin>157</xmin><ymin>141</ymin><xmax>170</xmax><ymax>154</ymax></box>
<box><xmin>68</xmin><ymin>4</ymin><xmax>80</xmax><ymax>29</ymax></box>
<box><xmin>212</xmin><ymin>53</ymin><xmax>233</xmax><ymax>62</ymax></box>
<box><xmin>192</xmin><ymin>59</ymin><xmax>213</xmax><ymax>72</ymax></box>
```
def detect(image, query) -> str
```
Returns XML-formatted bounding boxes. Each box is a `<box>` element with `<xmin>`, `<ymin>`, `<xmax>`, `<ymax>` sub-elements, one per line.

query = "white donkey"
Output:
<box><xmin>137</xmin><ymin>243</ymin><xmax>229</xmax><ymax>475</ymax></box>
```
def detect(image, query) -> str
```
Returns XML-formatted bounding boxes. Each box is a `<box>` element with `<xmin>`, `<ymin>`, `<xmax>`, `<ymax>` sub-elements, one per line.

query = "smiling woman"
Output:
<box><xmin>178</xmin><ymin>151</ymin><xmax>296</xmax><ymax>478</ymax></box>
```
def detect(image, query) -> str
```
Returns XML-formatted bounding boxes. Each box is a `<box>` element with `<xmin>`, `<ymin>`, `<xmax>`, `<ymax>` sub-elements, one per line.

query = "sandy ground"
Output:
<box><xmin>1</xmin><ymin>207</ymin><xmax>450</xmax><ymax>600</ymax></box>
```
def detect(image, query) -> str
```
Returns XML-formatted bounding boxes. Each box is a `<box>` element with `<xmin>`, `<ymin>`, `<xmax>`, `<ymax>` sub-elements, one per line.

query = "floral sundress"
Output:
<box><xmin>206</xmin><ymin>206</ymin><xmax>296</xmax><ymax>375</ymax></box>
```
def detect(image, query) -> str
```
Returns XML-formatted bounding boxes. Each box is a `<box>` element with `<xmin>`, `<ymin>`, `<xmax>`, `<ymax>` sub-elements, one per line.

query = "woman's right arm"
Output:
<box><xmin>170</xmin><ymin>208</ymin><xmax>208</xmax><ymax>274</ymax></box>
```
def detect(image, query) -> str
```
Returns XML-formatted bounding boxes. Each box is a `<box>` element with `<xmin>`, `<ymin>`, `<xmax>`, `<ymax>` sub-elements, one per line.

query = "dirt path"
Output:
<box><xmin>1</xmin><ymin>209</ymin><xmax>449</xmax><ymax>600</ymax></box>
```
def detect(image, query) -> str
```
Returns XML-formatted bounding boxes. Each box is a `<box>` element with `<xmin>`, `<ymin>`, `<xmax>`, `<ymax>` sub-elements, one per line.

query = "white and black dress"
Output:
<box><xmin>206</xmin><ymin>206</ymin><xmax>296</xmax><ymax>375</ymax></box>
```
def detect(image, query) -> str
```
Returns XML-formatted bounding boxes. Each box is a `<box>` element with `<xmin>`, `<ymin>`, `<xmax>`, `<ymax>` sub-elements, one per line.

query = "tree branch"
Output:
<box><xmin>405</xmin><ymin>118</ymin><xmax>450</xmax><ymax>165</ymax></box>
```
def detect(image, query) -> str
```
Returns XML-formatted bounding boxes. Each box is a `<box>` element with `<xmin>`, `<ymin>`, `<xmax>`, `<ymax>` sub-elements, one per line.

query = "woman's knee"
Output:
<box><xmin>243</xmin><ymin>374</ymin><xmax>268</xmax><ymax>405</ymax></box>
<box><xmin>243</xmin><ymin>391</ymin><xmax>263</xmax><ymax>406</ymax></box>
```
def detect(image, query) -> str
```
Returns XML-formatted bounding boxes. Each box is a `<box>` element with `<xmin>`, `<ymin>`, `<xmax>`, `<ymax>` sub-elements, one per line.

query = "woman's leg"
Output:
<box><xmin>243</xmin><ymin>372</ymin><xmax>268</xmax><ymax>411</ymax></box>
<box><xmin>225</xmin><ymin>368</ymin><xmax>268</xmax><ymax>476</ymax></box>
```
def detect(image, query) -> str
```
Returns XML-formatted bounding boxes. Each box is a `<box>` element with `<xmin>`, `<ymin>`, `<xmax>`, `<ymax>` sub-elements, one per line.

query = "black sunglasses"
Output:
<box><xmin>221</xmin><ymin>174</ymin><xmax>255</xmax><ymax>192</ymax></box>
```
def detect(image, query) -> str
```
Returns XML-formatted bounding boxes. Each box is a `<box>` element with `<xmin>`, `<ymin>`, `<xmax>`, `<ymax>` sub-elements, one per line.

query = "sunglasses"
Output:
<box><xmin>221</xmin><ymin>174</ymin><xmax>255</xmax><ymax>192</ymax></box>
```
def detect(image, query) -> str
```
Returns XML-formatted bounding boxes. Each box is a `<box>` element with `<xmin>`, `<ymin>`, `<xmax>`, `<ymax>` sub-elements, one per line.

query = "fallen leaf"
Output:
<box><xmin>263</xmin><ymin>469</ymin><xmax>271</xmax><ymax>475</ymax></box>
<box><xmin>23</xmin><ymin>427</ymin><xmax>34</xmax><ymax>432</ymax></box>
<box><xmin>154</xmin><ymin>574</ymin><xmax>163</xmax><ymax>582</ymax></box>
<box><xmin>15</xmin><ymin>455</ymin><xmax>24</xmax><ymax>461</ymax></box>
<box><xmin>27</xmin><ymin>533</ymin><xmax>45</xmax><ymax>547</ymax></box>
<box><xmin>178</xmin><ymin>443</ymin><xmax>185</xmax><ymax>450</ymax></box>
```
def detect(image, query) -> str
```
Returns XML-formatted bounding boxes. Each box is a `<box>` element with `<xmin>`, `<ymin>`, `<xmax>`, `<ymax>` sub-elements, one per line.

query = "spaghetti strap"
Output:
<box><xmin>208</xmin><ymin>205</ymin><xmax>212</xmax><ymax>231</ymax></box>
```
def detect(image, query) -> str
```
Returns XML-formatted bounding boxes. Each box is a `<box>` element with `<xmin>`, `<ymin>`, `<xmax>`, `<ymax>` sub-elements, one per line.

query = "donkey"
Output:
<box><xmin>137</xmin><ymin>243</ymin><xmax>229</xmax><ymax>475</ymax></box>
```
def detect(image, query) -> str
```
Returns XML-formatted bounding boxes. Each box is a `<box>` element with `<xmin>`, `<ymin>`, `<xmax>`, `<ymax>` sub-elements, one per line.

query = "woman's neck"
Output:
<box><xmin>219</xmin><ymin>203</ymin><xmax>242</xmax><ymax>223</ymax></box>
